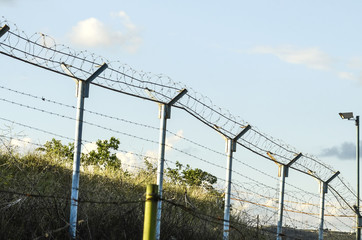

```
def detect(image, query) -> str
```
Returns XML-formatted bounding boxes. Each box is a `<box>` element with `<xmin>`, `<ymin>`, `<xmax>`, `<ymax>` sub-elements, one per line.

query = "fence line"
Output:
<box><xmin>0</xmin><ymin>87</ymin><xmax>345</xmax><ymax>205</ymax></box>
<box><xmin>0</xmin><ymin>18</ymin><xmax>347</xmax><ymax>182</ymax></box>
<box><xmin>0</xmin><ymin>18</ymin><xmax>358</xmax><ymax>239</ymax></box>
<box><xmin>0</xmin><ymin>187</ymin><xmax>348</xmax><ymax>240</ymax></box>
<box><xmin>0</xmin><ymin>87</ymin><xmax>333</xmax><ymax>207</ymax></box>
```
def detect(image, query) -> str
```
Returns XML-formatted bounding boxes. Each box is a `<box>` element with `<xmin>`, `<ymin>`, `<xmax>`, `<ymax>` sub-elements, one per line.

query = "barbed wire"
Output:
<box><xmin>0</xmin><ymin>189</ymin><xmax>143</xmax><ymax>206</ymax></box>
<box><xmin>0</xmin><ymin>136</ymin><xmax>355</xmax><ymax>237</ymax></box>
<box><xmin>0</xmin><ymin>18</ymin><xmax>348</xmax><ymax>185</ymax></box>
<box><xmin>0</xmin><ymin>84</ymin><xmax>160</xmax><ymax>131</ymax></box>
<box><xmin>231</xmin><ymin>190</ymin><xmax>353</xmax><ymax>234</ymax></box>
<box><xmin>0</xmin><ymin>18</ymin><xmax>358</xmax><ymax>236</ymax></box>
<box><xmin>0</xmin><ymin>100</ymin><xmax>356</xmax><ymax>234</ymax></box>
<box><xmin>1</xmin><ymin>83</ymin><xmax>338</xmax><ymax>209</ymax></box>
<box><xmin>0</xmin><ymin>124</ymin><xmax>160</xmax><ymax>171</ymax></box>
<box><xmin>164</xmin><ymin>156</ymin><xmax>352</xmax><ymax>232</ymax></box>
<box><xmin>0</xmin><ymin>116</ymin><xmax>75</xmax><ymax>142</ymax></box>
<box><xmin>0</xmin><ymin>134</ymin><xmax>43</xmax><ymax>148</ymax></box>
<box><xmin>0</xmin><ymin>97</ymin><xmax>161</xmax><ymax>146</ymax></box>
<box><xmin>0</xmin><ymin>69</ymin><xmax>351</xmax><ymax>219</ymax></box>
<box><xmin>2</xmin><ymin>132</ymin><xmax>349</xmax><ymax>231</ymax></box>
<box><xmin>1</xmin><ymin>188</ymin><xmax>331</xmax><ymax>239</ymax></box>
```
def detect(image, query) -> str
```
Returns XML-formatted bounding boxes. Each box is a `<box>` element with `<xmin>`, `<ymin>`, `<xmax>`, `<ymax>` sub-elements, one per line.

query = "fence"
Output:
<box><xmin>0</xmin><ymin>17</ymin><xmax>358</xmax><ymax>239</ymax></box>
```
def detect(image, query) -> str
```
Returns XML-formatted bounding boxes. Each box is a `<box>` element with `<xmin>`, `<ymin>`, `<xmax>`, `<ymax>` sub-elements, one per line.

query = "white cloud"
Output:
<box><xmin>338</xmin><ymin>71</ymin><xmax>356</xmax><ymax>81</ymax></box>
<box><xmin>69</xmin><ymin>18</ymin><xmax>112</xmax><ymax>47</ymax></box>
<box><xmin>252</xmin><ymin>45</ymin><xmax>333</xmax><ymax>70</ymax></box>
<box><xmin>136</xmin><ymin>129</ymin><xmax>184</xmax><ymax>167</ymax></box>
<box><xmin>82</xmin><ymin>142</ymin><xmax>144</xmax><ymax>172</ymax></box>
<box><xmin>145</xmin><ymin>150</ymin><xmax>158</xmax><ymax>162</ymax></box>
<box><xmin>250</xmin><ymin>45</ymin><xmax>362</xmax><ymax>83</ymax></box>
<box><xmin>68</xmin><ymin>11</ymin><xmax>142</xmax><ymax>53</ymax></box>
<box><xmin>114</xmin><ymin>11</ymin><xmax>137</xmax><ymax>32</ymax></box>
<box><xmin>116</xmin><ymin>151</ymin><xmax>142</xmax><ymax>173</ymax></box>
<box><xmin>344</xmin><ymin>57</ymin><xmax>362</xmax><ymax>82</ymax></box>
<box><xmin>165</xmin><ymin>130</ymin><xmax>183</xmax><ymax>151</ymax></box>
<box><xmin>10</xmin><ymin>137</ymin><xmax>32</xmax><ymax>148</ymax></box>
<box><xmin>82</xmin><ymin>142</ymin><xmax>97</xmax><ymax>154</ymax></box>
<box><xmin>9</xmin><ymin>137</ymin><xmax>34</xmax><ymax>153</ymax></box>
<box><xmin>347</xmin><ymin>57</ymin><xmax>362</xmax><ymax>70</ymax></box>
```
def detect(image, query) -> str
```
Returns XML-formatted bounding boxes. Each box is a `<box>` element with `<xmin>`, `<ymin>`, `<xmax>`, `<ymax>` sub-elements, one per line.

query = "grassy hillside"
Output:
<box><xmin>0</xmin><ymin>140</ymin><xmax>355</xmax><ymax>239</ymax></box>
<box><xmin>0</xmin><ymin>141</ymin><xmax>265</xmax><ymax>240</ymax></box>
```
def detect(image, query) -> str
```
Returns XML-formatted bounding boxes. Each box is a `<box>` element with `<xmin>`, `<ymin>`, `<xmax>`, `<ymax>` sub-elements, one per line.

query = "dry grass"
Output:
<box><xmin>2</xmin><ymin>148</ymin><xmax>355</xmax><ymax>239</ymax></box>
<box><xmin>0</xmin><ymin>149</ymin><xmax>257</xmax><ymax>240</ymax></box>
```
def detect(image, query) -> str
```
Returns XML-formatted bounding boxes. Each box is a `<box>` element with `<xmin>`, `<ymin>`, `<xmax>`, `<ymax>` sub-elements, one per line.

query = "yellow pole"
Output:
<box><xmin>143</xmin><ymin>184</ymin><xmax>158</xmax><ymax>240</ymax></box>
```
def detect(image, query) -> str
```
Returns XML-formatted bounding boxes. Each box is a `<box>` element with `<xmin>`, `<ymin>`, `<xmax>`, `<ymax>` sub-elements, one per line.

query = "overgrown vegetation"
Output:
<box><xmin>0</xmin><ymin>137</ymin><xmax>354</xmax><ymax>239</ymax></box>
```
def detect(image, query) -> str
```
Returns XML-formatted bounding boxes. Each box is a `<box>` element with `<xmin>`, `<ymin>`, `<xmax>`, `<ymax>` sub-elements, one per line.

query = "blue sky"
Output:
<box><xmin>1</xmin><ymin>0</ymin><xmax>362</xmax><ymax>231</ymax></box>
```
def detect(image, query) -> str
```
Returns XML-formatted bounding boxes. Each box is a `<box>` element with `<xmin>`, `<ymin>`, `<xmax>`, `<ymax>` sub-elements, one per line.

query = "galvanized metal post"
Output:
<box><xmin>223</xmin><ymin>138</ymin><xmax>234</xmax><ymax>240</ymax></box>
<box><xmin>318</xmin><ymin>181</ymin><xmax>327</xmax><ymax>240</ymax></box>
<box><xmin>221</xmin><ymin>125</ymin><xmax>250</xmax><ymax>240</ymax></box>
<box><xmin>69</xmin><ymin>80</ymin><xmax>86</xmax><ymax>239</ymax></box>
<box><xmin>155</xmin><ymin>103</ymin><xmax>168</xmax><ymax>240</ymax></box>
<box><xmin>62</xmin><ymin>63</ymin><xmax>108</xmax><ymax>239</ymax></box>
<box><xmin>154</xmin><ymin>89</ymin><xmax>187</xmax><ymax>240</ymax></box>
<box><xmin>315</xmin><ymin>171</ymin><xmax>339</xmax><ymax>240</ymax></box>
<box><xmin>276</xmin><ymin>165</ymin><xmax>287</xmax><ymax>240</ymax></box>
<box><xmin>268</xmin><ymin>152</ymin><xmax>301</xmax><ymax>240</ymax></box>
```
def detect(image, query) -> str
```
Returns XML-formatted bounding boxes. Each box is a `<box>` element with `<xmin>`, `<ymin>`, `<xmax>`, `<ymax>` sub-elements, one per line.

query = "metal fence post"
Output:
<box><xmin>221</xmin><ymin>125</ymin><xmax>251</xmax><ymax>240</ymax></box>
<box><xmin>319</xmin><ymin>181</ymin><xmax>327</xmax><ymax>240</ymax></box>
<box><xmin>62</xmin><ymin>63</ymin><xmax>108</xmax><ymax>239</ymax></box>
<box><xmin>154</xmin><ymin>89</ymin><xmax>187</xmax><ymax>240</ymax></box>
<box><xmin>267</xmin><ymin>152</ymin><xmax>302</xmax><ymax>240</ymax></box>
<box><xmin>314</xmin><ymin>171</ymin><xmax>340</xmax><ymax>240</ymax></box>
<box><xmin>276</xmin><ymin>165</ymin><xmax>287</xmax><ymax>240</ymax></box>
<box><xmin>223</xmin><ymin>138</ymin><xmax>234</xmax><ymax>240</ymax></box>
<box><xmin>155</xmin><ymin>103</ymin><xmax>168</xmax><ymax>240</ymax></box>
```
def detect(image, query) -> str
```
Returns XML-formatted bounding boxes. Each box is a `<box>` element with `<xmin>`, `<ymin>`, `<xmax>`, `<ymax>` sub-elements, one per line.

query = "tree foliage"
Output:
<box><xmin>37</xmin><ymin>138</ymin><xmax>217</xmax><ymax>188</ymax></box>
<box><xmin>37</xmin><ymin>137</ymin><xmax>121</xmax><ymax>169</ymax></box>
<box><xmin>82</xmin><ymin>137</ymin><xmax>121</xmax><ymax>169</ymax></box>
<box><xmin>36</xmin><ymin>138</ymin><xmax>74</xmax><ymax>161</ymax></box>
<box><xmin>166</xmin><ymin>161</ymin><xmax>217</xmax><ymax>189</ymax></box>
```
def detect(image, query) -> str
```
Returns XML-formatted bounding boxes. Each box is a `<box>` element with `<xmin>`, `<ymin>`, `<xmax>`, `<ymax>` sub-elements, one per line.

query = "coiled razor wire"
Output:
<box><xmin>0</xmin><ymin>17</ymin><xmax>357</xmax><ymax>219</ymax></box>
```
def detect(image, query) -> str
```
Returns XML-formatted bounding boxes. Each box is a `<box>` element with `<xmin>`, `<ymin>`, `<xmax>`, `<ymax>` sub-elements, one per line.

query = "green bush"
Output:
<box><xmin>82</xmin><ymin>137</ymin><xmax>121</xmax><ymax>169</ymax></box>
<box><xmin>166</xmin><ymin>161</ymin><xmax>217</xmax><ymax>190</ymax></box>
